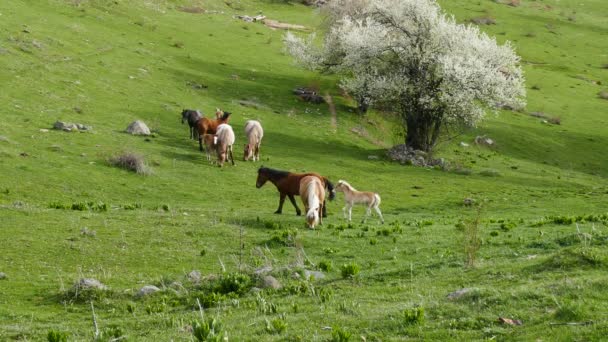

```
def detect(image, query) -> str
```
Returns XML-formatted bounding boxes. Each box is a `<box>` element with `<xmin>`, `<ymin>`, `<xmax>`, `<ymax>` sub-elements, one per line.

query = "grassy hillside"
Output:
<box><xmin>1</xmin><ymin>0</ymin><xmax>607</xmax><ymax>340</ymax></box>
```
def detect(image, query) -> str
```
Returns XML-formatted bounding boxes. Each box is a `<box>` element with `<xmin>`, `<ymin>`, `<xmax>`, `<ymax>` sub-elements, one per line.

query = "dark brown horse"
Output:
<box><xmin>197</xmin><ymin>108</ymin><xmax>231</xmax><ymax>151</ymax></box>
<box><xmin>181</xmin><ymin>109</ymin><xmax>202</xmax><ymax>140</ymax></box>
<box><xmin>256</xmin><ymin>167</ymin><xmax>335</xmax><ymax>217</ymax></box>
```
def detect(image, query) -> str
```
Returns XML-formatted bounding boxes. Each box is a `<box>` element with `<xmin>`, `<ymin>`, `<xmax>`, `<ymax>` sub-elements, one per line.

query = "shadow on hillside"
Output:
<box><xmin>167</xmin><ymin>56</ymin><xmax>351</xmax><ymax>117</ymax></box>
<box><xmin>481</xmin><ymin>122</ymin><xmax>608</xmax><ymax>178</ymax></box>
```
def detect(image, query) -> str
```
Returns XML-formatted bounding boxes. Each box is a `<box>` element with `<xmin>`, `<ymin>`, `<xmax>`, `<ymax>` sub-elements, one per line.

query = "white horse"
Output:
<box><xmin>299</xmin><ymin>176</ymin><xmax>325</xmax><ymax>229</ymax></box>
<box><xmin>215</xmin><ymin>124</ymin><xmax>235</xmax><ymax>167</ymax></box>
<box><xmin>335</xmin><ymin>180</ymin><xmax>384</xmax><ymax>224</ymax></box>
<box><xmin>243</xmin><ymin>120</ymin><xmax>264</xmax><ymax>161</ymax></box>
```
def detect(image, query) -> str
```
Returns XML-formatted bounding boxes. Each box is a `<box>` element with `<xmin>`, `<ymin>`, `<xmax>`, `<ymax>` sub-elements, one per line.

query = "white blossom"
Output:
<box><xmin>285</xmin><ymin>0</ymin><xmax>526</xmax><ymax>150</ymax></box>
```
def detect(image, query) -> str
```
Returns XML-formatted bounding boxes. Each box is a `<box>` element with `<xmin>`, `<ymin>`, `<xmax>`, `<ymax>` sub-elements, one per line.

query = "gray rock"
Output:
<box><xmin>447</xmin><ymin>288</ymin><xmax>474</xmax><ymax>300</ymax></box>
<box><xmin>260</xmin><ymin>275</ymin><xmax>282</xmax><ymax>290</ymax></box>
<box><xmin>137</xmin><ymin>285</ymin><xmax>160</xmax><ymax>297</ymax></box>
<box><xmin>126</xmin><ymin>120</ymin><xmax>151</xmax><ymax>135</ymax></box>
<box><xmin>304</xmin><ymin>270</ymin><xmax>325</xmax><ymax>280</ymax></box>
<box><xmin>53</xmin><ymin>121</ymin><xmax>78</xmax><ymax>132</ymax></box>
<box><xmin>463</xmin><ymin>198</ymin><xmax>475</xmax><ymax>206</ymax></box>
<box><xmin>73</xmin><ymin>278</ymin><xmax>107</xmax><ymax>291</ymax></box>
<box><xmin>0</xmin><ymin>272</ymin><xmax>6</xmax><ymax>280</ymax></box>
<box><xmin>254</xmin><ymin>266</ymin><xmax>273</xmax><ymax>275</ymax></box>
<box><xmin>460</xmin><ymin>142</ymin><xmax>469</xmax><ymax>147</ymax></box>
<box><xmin>474</xmin><ymin>135</ymin><xmax>495</xmax><ymax>146</ymax></box>
<box><xmin>187</xmin><ymin>270</ymin><xmax>202</xmax><ymax>283</ymax></box>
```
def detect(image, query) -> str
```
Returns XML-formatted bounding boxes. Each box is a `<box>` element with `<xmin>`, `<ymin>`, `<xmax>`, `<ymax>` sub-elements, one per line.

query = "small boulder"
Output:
<box><xmin>54</xmin><ymin>121</ymin><xmax>78</xmax><ymax>132</ymax></box>
<box><xmin>474</xmin><ymin>135</ymin><xmax>495</xmax><ymax>146</ymax></box>
<box><xmin>304</xmin><ymin>270</ymin><xmax>325</xmax><ymax>280</ymax></box>
<box><xmin>187</xmin><ymin>270</ymin><xmax>202</xmax><ymax>283</ymax></box>
<box><xmin>0</xmin><ymin>272</ymin><xmax>6</xmax><ymax>280</ymax></box>
<box><xmin>459</xmin><ymin>142</ymin><xmax>469</xmax><ymax>147</ymax></box>
<box><xmin>73</xmin><ymin>278</ymin><xmax>107</xmax><ymax>291</ymax></box>
<box><xmin>260</xmin><ymin>275</ymin><xmax>282</xmax><ymax>290</ymax></box>
<box><xmin>126</xmin><ymin>120</ymin><xmax>151</xmax><ymax>135</ymax></box>
<box><xmin>254</xmin><ymin>266</ymin><xmax>273</xmax><ymax>275</ymax></box>
<box><xmin>137</xmin><ymin>285</ymin><xmax>160</xmax><ymax>297</ymax></box>
<box><xmin>447</xmin><ymin>288</ymin><xmax>474</xmax><ymax>300</ymax></box>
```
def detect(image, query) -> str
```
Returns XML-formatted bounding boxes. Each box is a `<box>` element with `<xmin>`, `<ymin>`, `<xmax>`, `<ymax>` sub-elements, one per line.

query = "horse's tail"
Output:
<box><xmin>372</xmin><ymin>193</ymin><xmax>381</xmax><ymax>208</ymax></box>
<box><xmin>324</xmin><ymin>177</ymin><xmax>335</xmax><ymax>201</ymax></box>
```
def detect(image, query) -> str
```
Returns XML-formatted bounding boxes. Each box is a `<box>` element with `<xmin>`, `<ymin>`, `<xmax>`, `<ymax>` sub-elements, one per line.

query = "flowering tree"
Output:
<box><xmin>285</xmin><ymin>0</ymin><xmax>526</xmax><ymax>152</ymax></box>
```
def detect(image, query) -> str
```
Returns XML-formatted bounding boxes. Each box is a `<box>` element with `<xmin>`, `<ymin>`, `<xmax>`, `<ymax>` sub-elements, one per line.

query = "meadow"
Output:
<box><xmin>0</xmin><ymin>0</ymin><xmax>607</xmax><ymax>340</ymax></box>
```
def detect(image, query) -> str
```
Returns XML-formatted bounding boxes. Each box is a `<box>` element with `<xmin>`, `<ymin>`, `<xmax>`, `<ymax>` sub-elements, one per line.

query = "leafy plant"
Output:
<box><xmin>47</xmin><ymin>330</ymin><xmax>68</xmax><ymax>342</ymax></box>
<box><xmin>403</xmin><ymin>306</ymin><xmax>425</xmax><ymax>325</ymax></box>
<box><xmin>331</xmin><ymin>326</ymin><xmax>352</xmax><ymax>342</ymax></box>
<box><xmin>265</xmin><ymin>316</ymin><xmax>287</xmax><ymax>334</ymax></box>
<box><xmin>192</xmin><ymin>317</ymin><xmax>225</xmax><ymax>342</ymax></box>
<box><xmin>341</xmin><ymin>263</ymin><xmax>360</xmax><ymax>279</ymax></box>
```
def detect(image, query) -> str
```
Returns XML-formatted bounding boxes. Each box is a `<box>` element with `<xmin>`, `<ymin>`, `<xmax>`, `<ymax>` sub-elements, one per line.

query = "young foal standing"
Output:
<box><xmin>256</xmin><ymin>167</ymin><xmax>335</xmax><ymax>217</ymax></box>
<box><xmin>215</xmin><ymin>124</ymin><xmax>235</xmax><ymax>167</ymax></box>
<box><xmin>243</xmin><ymin>120</ymin><xmax>264</xmax><ymax>161</ymax></box>
<box><xmin>181</xmin><ymin>109</ymin><xmax>202</xmax><ymax>140</ymax></box>
<box><xmin>335</xmin><ymin>180</ymin><xmax>384</xmax><ymax>224</ymax></box>
<box><xmin>299</xmin><ymin>176</ymin><xmax>325</xmax><ymax>229</ymax></box>
<box><xmin>197</xmin><ymin>108</ymin><xmax>231</xmax><ymax>152</ymax></box>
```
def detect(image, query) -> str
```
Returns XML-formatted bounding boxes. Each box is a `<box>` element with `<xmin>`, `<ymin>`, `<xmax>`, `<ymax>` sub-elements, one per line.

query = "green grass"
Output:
<box><xmin>1</xmin><ymin>0</ymin><xmax>607</xmax><ymax>340</ymax></box>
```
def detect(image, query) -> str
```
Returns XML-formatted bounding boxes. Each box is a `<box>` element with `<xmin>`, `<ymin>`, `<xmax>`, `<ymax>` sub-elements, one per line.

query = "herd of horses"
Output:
<box><xmin>180</xmin><ymin>108</ymin><xmax>384</xmax><ymax>228</ymax></box>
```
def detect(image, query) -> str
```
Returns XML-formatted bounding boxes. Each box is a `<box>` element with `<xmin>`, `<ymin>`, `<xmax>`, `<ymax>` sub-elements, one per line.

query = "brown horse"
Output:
<box><xmin>256</xmin><ymin>167</ymin><xmax>335</xmax><ymax>217</ymax></box>
<box><xmin>299</xmin><ymin>176</ymin><xmax>325</xmax><ymax>229</ymax></box>
<box><xmin>197</xmin><ymin>108</ymin><xmax>231</xmax><ymax>152</ymax></box>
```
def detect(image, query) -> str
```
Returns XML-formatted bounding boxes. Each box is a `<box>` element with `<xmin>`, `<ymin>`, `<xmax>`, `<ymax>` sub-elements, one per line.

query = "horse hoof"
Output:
<box><xmin>274</xmin><ymin>211</ymin><xmax>282</xmax><ymax>215</ymax></box>
<box><xmin>296</xmin><ymin>212</ymin><xmax>302</xmax><ymax>216</ymax></box>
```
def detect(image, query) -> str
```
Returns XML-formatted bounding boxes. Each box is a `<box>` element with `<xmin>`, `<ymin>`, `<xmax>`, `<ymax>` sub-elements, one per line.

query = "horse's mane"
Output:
<box><xmin>220</xmin><ymin>112</ymin><xmax>231</xmax><ymax>121</ymax></box>
<box><xmin>338</xmin><ymin>180</ymin><xmax>356</xmax><ymax>192</ymax></box>
<box><xmin>258</xmin><ymin>167</ymin><xmax>290</xmax><ymax>180</ymax></box>
<box><xmin>324</xmin><ymin>178</ymin><xmax>336</xmax><ymax>201</ymax></box>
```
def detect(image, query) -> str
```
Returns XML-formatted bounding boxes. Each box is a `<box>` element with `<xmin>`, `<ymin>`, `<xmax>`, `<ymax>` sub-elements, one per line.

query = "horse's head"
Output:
<box><xmin>256</xmin><ymin>167</ymin><xmax>269</xmax><ymax>188</ymax></box>
<box><xmin>181</xmin><ymin>109</ymin><xmax>188</xmax><ymax>124</ymax></box>
<box><xmin>335</xmin><ymin>180</ymin><xmax>346</xmax><ymax>192</ymax></box>
<box><xmin>306</xmin><ymin>206</ymin><xmax>320</xmax><ymax>229</ymax></box>
<box><xmin>244</xmin><ymin>144</ymin><xmax>252</xmax><ymax>161</ymax></box>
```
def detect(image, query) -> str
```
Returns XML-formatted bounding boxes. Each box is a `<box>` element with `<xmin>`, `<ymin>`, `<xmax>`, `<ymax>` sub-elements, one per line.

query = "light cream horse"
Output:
<box><xmin>335</xmin><ymin>180</ymin><xmax>384</xmax><ymax>224</ymax></box>
<box><xmin>299</xmin><ymin>176</ymin><xmax>325</xmax><ymax>229</ymax></box>
<box><xmin>243</xmin><ymin>120</ymin><xmax>264</xmax><ymax>161</ymax></box>
<box><xmin>215</xmin><ymin>124</ymin><xmax>235</xmax><ymax>167</ymax></box>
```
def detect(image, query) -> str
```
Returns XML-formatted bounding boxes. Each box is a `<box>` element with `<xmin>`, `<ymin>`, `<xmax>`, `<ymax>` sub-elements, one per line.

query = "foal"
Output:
<box><xmin>197</xmin><ymin>108</ymin><xmax>231</xmax><ymax>152</ymax></box>
<box><xmin>299</xmin><ymin>176</ymin><xmax>325</xmax><ymax>229</ymax></box>
<box><xmin>243</xmin><ymin>120</ymin><xmax>264</xmax><ymax>161</ymax></box>
<box><xmin>335</xmin><ymin>180</ymin><xmax>384</xmax><ymax>224</ymax></box>
<box><xmin>215</xmin><ymin>124</ymin><xmax>235</xmax><ymax>167</ymax></box>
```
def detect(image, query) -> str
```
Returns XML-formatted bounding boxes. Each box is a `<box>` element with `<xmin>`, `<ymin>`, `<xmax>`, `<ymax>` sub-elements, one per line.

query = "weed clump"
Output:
<box><xmin>47</xmin><ymin>330</ymin><xmax>68</xmax><ymax>342</ymax></box>
<box><xmin>340</xmin><ymin>263</ymin><xmax>360</xmax><ymax>279</ymax></box>
<box><xmin>192</xmin><ymin>317</ymin><xmax>225</xmax><ymax>341</ymax></box>
<box><xmin>109</xmin><ymin>152</ymin><xmax>151</xmax><ymax>175</ymax></box>
<box><xmin>331</xmin><ymin>326</ymin><xmax>352</xmax><ymax>342</ymax></box>
<box><xmin>403</xmin><ymin>306</ymin><xmax>425</xmax><ymax>325</ymax></box>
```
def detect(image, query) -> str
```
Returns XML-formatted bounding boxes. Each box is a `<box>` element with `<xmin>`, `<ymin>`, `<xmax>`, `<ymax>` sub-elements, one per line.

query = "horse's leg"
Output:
<box><xmin>347</xmin><ymin>204</ymin><xmax>353</xmax><ymax>222</ymax></box>
<box><xmin>342</xmin><ymin>205</ymin><xmax>348</xmax><ymax>220</ymax></box>
<box><xmin>319</xmin><ymin>203</ymin><xmax>323</xmax><ymax>226</ymax></box>
<box><xmin>229</xmin><ymin>145</ymin><xmax>235</xmax><ymax>165</ymax></box>
<box><xmin>199</xmin><ymin>135</ymin><xmax>204</xmax><ymax>152</ymax></box>
<box><xmin>288</xmin><ymin>194</ymin><xmax>301</xmax><ymax>216</ymax></box>
<box><xmin>362</xmin><ymin>206</ymin><xmax>372</xmax><ymax>224</ymax></box>
<box><xmin>321</xmin><ymin>199</ymin><xmax>327</xmax><ymax>218</ymax></box>
<box><xmin>374</xmin><ymin>206</ymin><xmax>384</xmax><ymax>224</ymax></box>
<box><xmin>275</xmin><ymin>193</ymin><xmax>286</xmax><ymax>214</ymax></box>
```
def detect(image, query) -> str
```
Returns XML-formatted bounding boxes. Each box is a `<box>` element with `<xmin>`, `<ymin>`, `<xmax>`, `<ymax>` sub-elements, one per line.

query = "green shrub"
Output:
<box><xmin>403</xmin><ymin>306</ymin><xmax>425</xmax><ymax>325</ymax></box>
<box><xmin>318</xmin><ymin>260</ymin><xmax>332</xmax><ymax>272</ymax></box>
<box><xmin>331</xmin><ymin>326</ymin><xmax>352</xmax><ymax>342</ymax></box>
<box><xmin>216</xmin><ymin>273</ymin><xmax>252</xmax><ymax>295</ymax></box>
<box><xmin>341</xmin><ymin>263</ymin><xmax>360</xmax><ymax>279</ymax></box>
<box><xmin>47</xmin><ymin>330</ymin><xmax>68</xmax><ymax>342</ymax></box>
<box><xmin>192</xmin><ymin>317</ymin><xmax>225</xmax><ymax>342</ymax></box>
<box><xmin>265</xmin><ymin>317</ymin><xmax>287</xmax><ymax>334</ymax></box>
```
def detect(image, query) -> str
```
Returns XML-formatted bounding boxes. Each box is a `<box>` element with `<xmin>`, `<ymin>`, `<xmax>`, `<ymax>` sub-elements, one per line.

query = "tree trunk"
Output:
<box><xmin>403</xmin><ymin>108</ymin><xmax>442</xmax><ymax>152</ymax></box>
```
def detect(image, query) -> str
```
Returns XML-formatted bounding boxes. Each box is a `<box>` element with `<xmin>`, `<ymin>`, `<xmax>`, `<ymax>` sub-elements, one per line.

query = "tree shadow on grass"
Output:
<box><xmin>482</xmin><ymin>122</ymin><xmax>608</xmax><ymax>179</ymax></box>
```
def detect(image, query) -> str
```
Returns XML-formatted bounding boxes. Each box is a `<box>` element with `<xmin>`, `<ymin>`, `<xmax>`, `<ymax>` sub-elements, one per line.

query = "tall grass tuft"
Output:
<box><xmin>109</xmin><ymin>152</ymin><xmax>151</xmax><ymax>175</ymax></box>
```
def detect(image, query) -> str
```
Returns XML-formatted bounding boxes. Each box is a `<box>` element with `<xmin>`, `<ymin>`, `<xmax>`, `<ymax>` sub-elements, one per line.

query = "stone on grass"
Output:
<box><xmin>73</xmin><ymin>278</ymin><xmax>107</xmax><ymax>291</ymax></box>
<box><xmin>254</xmin><ymin>266</ymin><xmax>273</xmax><ymax>275</ymax></box>
<box><xmin>53</xmin><ymin>121</ymin><xmax>92</xmax><ymax>132</ymax></box>
<box><xmin>304</xmin><ymin>270</ymin><xmax>325</xmax><ymax>280</ymax></box>
<box><xmin>137</xmin><ymin>285</ymin><xmax>160</xmax><ymax>297</ymax></box>
<box><xmin>126</xmin><ymin>120</ymin><xmax>151</xmax><ymax>135</ymax></box>
<box><xmin>260</xmin><ymin>275</ymin><xmax>282</xmax><ymax>290</ymax></box>
<box><xmin>0</xmin><ymin>272</ymin><xmax>6</xmax><ymax>280</ymax></box>
<box><xmin>187</xmin><ymin>270</ymin><xmax>202</xmax><ymax>283</ymax></box>
<box><xmin>447</xmin><ymin>288</ymin><xmax>475</xmax><ymax>300</ymax></box>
